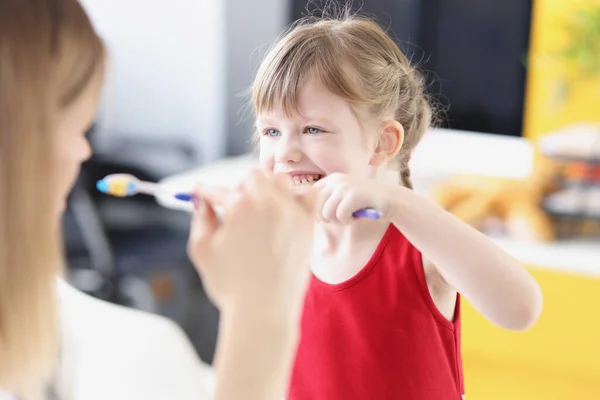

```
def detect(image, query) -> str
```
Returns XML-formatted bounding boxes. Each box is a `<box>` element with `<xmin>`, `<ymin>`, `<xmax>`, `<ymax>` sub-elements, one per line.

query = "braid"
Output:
<box><xmin>399</xmin><ymin>165</ymin><xmax>413</xmax><ymax>190</ymax></box>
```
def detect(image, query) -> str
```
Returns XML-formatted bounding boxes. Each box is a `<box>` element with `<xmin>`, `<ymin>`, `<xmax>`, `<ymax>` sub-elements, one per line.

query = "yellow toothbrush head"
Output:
<box><xmin>96</xmin><ymin>173</ymin><xmax>140</xmax><ymax>197</ymax></box>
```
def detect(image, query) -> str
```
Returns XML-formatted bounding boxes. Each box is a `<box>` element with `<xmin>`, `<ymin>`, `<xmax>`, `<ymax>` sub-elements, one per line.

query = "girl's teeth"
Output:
<box><xmin>291</xmin><ymin>174</ymin><xmax>321</xmax><ymax>186</ymax></box>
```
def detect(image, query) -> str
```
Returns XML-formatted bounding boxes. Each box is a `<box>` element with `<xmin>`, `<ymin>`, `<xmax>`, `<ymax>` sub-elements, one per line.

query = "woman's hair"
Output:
<box><xmin>0</xmin><ymin>0</ymin><xmax>104</xmax><ymax>397</ymax></box>
<box><xmin>251</xmin><ymin>8</ymin><xmax>433</xmax><ymax>189</ymax></box>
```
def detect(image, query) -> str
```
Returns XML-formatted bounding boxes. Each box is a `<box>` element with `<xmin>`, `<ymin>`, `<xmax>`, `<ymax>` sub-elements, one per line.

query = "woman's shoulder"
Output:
<box><xmin>55</xmin><ymin>279</ymin><xmax>215</xmax><ymax>399</ymax></box>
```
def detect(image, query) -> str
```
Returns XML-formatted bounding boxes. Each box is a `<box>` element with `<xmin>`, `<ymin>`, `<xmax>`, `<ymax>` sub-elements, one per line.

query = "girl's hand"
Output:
<box><xmin>187</xmin><ymin>169</ymin><xmax>316</xmax><ymax>314</ymax></box>
<box><xmin>312</xmin><ymin>173</ymin><xmax>398</xmax><ymax>224</ymax></box>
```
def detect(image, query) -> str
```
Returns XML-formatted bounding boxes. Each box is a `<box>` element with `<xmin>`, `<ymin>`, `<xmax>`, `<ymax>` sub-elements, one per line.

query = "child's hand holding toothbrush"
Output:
<box><xmin>310</xmin><ymin>173</ymin><xmax>391</xmax><ymax>223</ymax></box>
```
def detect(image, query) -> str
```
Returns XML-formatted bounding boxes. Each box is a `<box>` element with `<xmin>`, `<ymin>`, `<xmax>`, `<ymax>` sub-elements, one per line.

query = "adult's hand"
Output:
<box><xmin>187</xmin><ymin>169</ymin><xmax>316</xmax><ymax>313</ymax></box>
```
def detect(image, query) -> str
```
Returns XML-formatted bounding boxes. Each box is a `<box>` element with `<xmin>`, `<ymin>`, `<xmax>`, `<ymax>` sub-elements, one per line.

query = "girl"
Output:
<box><xmin>0</xmin><ymin>1</ymin><xmax>314</xmax><ymax>399</ymax></box>
<box><xmin>251</xmin><ymin>12</ymin><xmax>543</xmax><ymax>400</ymax></box>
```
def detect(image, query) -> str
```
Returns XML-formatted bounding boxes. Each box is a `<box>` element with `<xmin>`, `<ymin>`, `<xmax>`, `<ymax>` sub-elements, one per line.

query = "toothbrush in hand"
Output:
<box><xmin>95</xmin><ymin>173</ymin><xmax>192</xmax><ymax>201</ymax></box>
<box><xmin>95</xmin><ymin>173</ymin><xmax>382</xmax><ymax>220</ymax></box>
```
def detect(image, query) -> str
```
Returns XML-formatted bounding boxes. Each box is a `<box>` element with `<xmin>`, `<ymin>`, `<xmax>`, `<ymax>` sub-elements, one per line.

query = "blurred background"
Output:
<box><xmin>62</xmin><ymin>0</ymin><xmax>600</xmax><ymax>399</ymax></box>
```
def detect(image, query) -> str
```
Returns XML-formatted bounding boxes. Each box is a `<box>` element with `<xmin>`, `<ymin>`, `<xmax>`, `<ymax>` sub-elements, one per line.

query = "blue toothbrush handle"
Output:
<box><xmin>352</xmin><ymin>208</ymin><xmax>382</xmax><ymax>220</ymax></box>
<box><xmin>174</xmin><ymin>193</ymin><xmax>194</xmax><ymax>202</ymax></box>
<box><xmin>175</xmin><ymin>193</ymin><xmax>382</xmax><ymax>220</ymax></box>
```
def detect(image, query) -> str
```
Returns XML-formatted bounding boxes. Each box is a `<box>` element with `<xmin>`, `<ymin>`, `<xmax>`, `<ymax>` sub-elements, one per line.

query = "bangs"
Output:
<box><xmin>251</xmin><ymin>26</ymin><xmax>366</xmax><ymax>118</ymax></box>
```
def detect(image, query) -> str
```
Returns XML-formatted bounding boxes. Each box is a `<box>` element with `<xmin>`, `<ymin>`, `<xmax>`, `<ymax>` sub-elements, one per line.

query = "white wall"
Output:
<box><xmin>80</xmin><ymin>0</ymin><xmax>289</xmax><ymax>166</ymax></box>
<box><xmin>224</xmin><ymin>0</ymin><xmax>290</xmax><ymax>155</ymax></box>
<box><xmin>80</xmin><ymin>0</ymin><xmax>227</xmax><ymax>164</ymax></box>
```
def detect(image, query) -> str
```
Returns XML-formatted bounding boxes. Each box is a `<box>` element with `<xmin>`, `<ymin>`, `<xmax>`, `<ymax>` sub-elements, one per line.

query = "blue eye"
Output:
<box><xmin>264</xmin><ymin>128</ymin><xmax>280</xmax><ymax>137</ymax></box>
<box><xmin>305</xmin><ymin>127</ymin><xmax>322</xmax><ymax>135</ymax></box>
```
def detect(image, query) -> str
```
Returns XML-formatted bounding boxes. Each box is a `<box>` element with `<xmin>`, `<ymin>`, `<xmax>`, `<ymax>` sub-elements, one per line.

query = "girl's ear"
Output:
<box><xmin>370</xmin><ymin>120</ymin><xmax>404</xmax><ymax>166</ymax></box>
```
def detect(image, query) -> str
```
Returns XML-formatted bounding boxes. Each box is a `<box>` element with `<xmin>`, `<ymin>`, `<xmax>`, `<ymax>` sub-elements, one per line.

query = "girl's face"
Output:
<box><xmin>53</xmin><ymin>73</ymin><xmax>102</xmax><ymax>215</ymax></box>
<box><xmin>257</xmin><ymin>79</ymin><xmax>380</xmax><ymax>191</ymax></box>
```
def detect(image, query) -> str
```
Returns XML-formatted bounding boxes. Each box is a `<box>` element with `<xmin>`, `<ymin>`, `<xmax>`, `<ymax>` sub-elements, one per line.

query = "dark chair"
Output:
<box><xmin>62</xmin><ymin>127</ymin><xmax>220</xmax><ymax>363</ymax></box>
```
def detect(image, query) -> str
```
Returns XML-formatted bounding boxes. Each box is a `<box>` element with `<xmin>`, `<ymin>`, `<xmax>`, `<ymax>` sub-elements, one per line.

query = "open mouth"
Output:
<box><xmin>291</xmin><ymin>174</ymin><xmax>324</xmax><ymax>187</ymax></box>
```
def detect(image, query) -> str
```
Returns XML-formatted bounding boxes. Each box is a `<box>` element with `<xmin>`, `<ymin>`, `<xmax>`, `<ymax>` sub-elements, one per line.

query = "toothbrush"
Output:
<box><xmin>95</xmin><ymin>173</ymin><xmax>191</xmax><ymax>200</ymax></box>
<box><xmin>96</xmin><ymin>173</ymin><xmax>382</xmax><ymax>220</ymax></box>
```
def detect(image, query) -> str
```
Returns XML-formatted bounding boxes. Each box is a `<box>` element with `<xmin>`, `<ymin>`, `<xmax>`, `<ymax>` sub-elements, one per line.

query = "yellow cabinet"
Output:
<box><xmin>462</xmin><ymin>266</ymin><xmax>600</xmax><ymax>399</ymax></box>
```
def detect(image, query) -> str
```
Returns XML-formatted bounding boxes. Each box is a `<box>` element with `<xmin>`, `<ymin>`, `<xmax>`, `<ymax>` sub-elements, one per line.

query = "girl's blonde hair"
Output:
<box><xmin>0</xmin><ymin>0</ymin><xmax>104</xmax><ymax>397</ymax></box>
<box><xmin>252</xmin><ymin>10</ymin><xmax>432</xmax><ymax>189</ymax></box>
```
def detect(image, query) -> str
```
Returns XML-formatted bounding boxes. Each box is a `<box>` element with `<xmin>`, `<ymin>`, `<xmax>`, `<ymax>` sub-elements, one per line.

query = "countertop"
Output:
<box><xmin>157</xmin><ymin>128</ymin><xmax>600</xmax><ymax>277</ymax></box>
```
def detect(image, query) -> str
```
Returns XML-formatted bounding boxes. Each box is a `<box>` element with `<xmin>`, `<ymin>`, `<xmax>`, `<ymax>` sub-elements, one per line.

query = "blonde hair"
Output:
<box><xmin>0</xmin><ymin>0</ymin><xmax>104</xmax><ymax>398</ymax></box>
<box><xmin>251</xmin><ymin>10</ymin><xmax>432</xmax><ymax>189</ymax></box>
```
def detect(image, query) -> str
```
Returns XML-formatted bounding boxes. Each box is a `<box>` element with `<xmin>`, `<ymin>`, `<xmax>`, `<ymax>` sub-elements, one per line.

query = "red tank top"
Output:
<box><xmin>288</xmin><ymin>224</ymin><xmax>464</xmax><ymax>400</ymax></box>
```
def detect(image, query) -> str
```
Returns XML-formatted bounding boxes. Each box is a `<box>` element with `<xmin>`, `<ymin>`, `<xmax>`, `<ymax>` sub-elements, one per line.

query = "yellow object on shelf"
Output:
<box><xmin>462</xmin><ymin>266</ymin><xmax>600</xmax><ymax>399</ymax></box>
<box><xmin>523</xmin><ymin>0</ymin><xmax>600</xmax><ymax>141</ymax></box>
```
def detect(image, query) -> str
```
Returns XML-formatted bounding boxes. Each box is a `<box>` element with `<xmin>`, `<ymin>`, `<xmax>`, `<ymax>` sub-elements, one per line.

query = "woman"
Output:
<box><xmin>0</xmin><ymin>1</ymin><xmax>314</xmax><ymax>399</ymax></box>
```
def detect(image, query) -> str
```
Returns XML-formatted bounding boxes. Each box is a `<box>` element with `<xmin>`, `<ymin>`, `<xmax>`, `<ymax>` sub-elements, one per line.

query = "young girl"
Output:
<box><xmin>251</xmin><ymin>13</ymin><xmax>543</xmax><ymax>400</ymax></box>
<box><xmin>0</xmin><ymin>1</ymin><xmax>314</xmax><ymax>399</ymax></box>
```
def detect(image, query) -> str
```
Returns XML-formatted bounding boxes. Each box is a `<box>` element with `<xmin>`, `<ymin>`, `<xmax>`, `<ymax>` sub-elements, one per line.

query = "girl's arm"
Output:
<box><xmin>388</xmin><ymin>185</ymin><xmax>543</xmax><ymax>331</ymax></box>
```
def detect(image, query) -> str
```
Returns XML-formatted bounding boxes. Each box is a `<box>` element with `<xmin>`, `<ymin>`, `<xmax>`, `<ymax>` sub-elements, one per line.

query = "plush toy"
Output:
<box><xmin>432</xmin><ymin>157</ymin><xmax>562</xmax><ymax>242</ymax></box>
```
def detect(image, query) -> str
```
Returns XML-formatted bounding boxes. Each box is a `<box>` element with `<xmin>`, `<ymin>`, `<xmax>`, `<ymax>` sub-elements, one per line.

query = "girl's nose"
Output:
<box><xmin>275</xmin><ymin>137</ymin><xmax>303</xmax><ymax>164</ymax></box>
